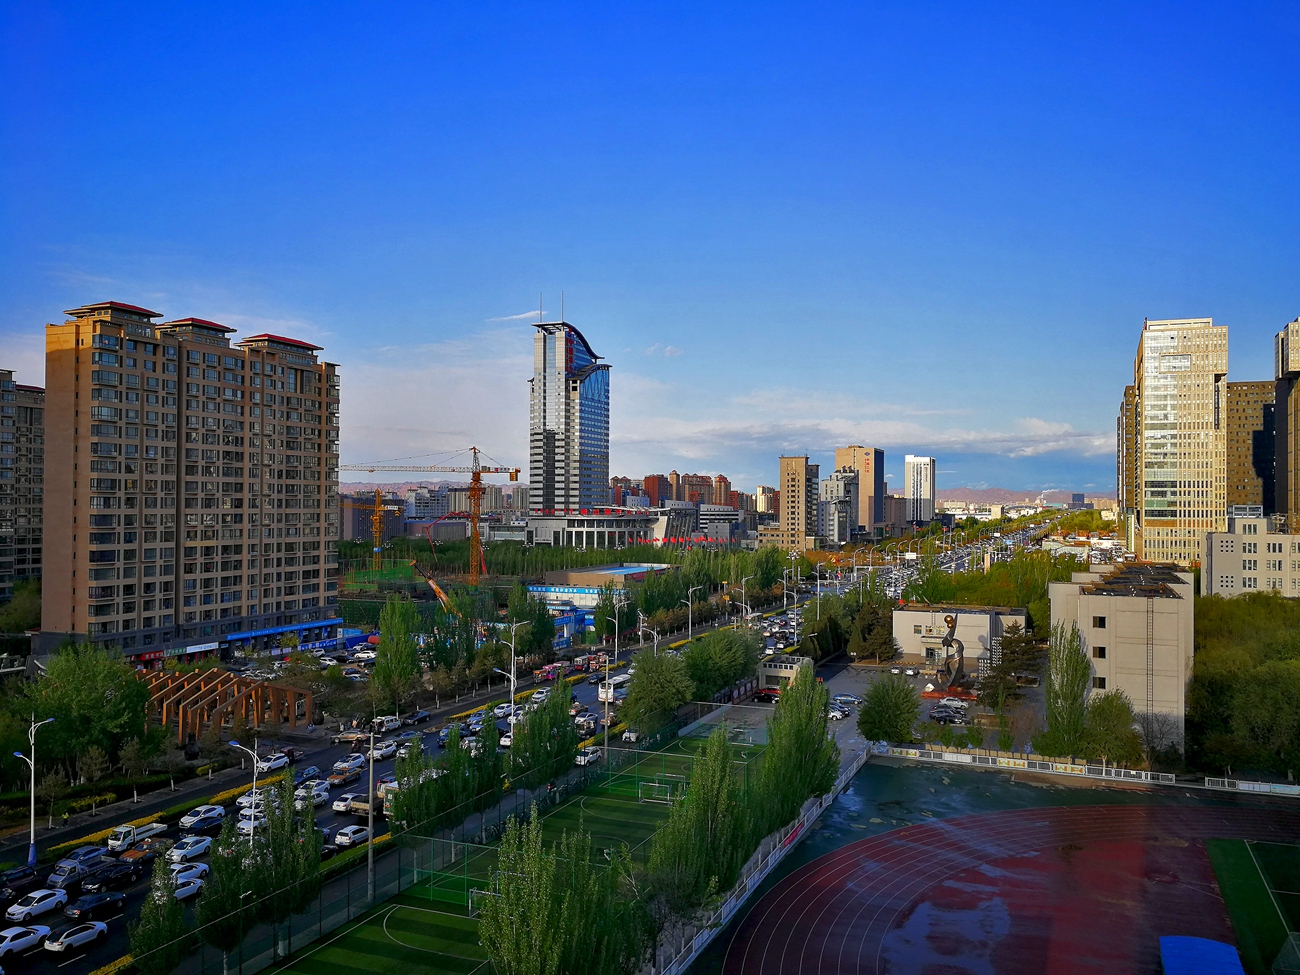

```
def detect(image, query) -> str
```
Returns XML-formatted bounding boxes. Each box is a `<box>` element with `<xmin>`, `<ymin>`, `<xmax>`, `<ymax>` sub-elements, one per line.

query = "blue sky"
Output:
<box><xmin>3</xmin><ymin>3</ymin><xmax>1298</xmax><ymax>495</ymax></box>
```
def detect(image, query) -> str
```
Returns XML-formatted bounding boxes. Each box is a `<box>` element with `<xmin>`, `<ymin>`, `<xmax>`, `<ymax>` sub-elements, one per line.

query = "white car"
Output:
<box><xmin>940</xmin><ymin>697</ymin><xmax>969</xmax><ymax>710</ymax></box>
<box><xmin>352</xmin><ymin>649</ymin><xmax>377</xmax><ymax>661</ymax></box>
<box><xmin>44</xmin><ymin>921</ymin><xmax>107</xmax><ymax>953</ymax></box>
<box><xmin>369</xmin><ymin>740</ymin><xmax>397</xmax><ymax>760</ymax></box>
<box><xmin>169</xmin><ymin>862</ymin><xmax>210</xmax><ymax>884</ymax></box>
<box><xmin>294</xmin><ymin>785</ymin><xmax>329</xmax><ymax>810</ymax></box>
<box><xmin>334</xmin><ymin>825</ymin><xmax>369</xmax><ymax>847</ymax></box>
<box><xmin>574</xmin><ymin>746</ymin><xmax>602</xmax><ymax>767</ymax></box>
<box><xmin>499</xmin><ymin>732</ymin><xmax>513</xmax><ymax>747</ymax></box>
<box><xmin>236</xmin><ymin>788</ymin><xmax>268</xmax><ymax>809</ymax></box>
<box><xmin>255</xmin><ymin>752</ymin><xmax>290</xmax><ymax>773</ymax></box>
<box><xmin>173</xmin><ymin>879</ymin><xmax>204</xmax><ymax>901</ymax></box>
<box><xmin>493</xmin><ymin>702</ymin><xmax>516</xmax><ymax>719</ymax></box>
<box><xmin>178</xmin><ymin>805</ymin><xmax>224</xmax><ymax>828</ymax></box>
<box><xmin>333</xmin><ymin>792</ymin><xmax>364</xmax><ymax>813</ymax></box>
<box><xmin>6</xmin><ymin>889</ymin><xmax>66</xmax><ymax>922</ymax></box>
<box><xmin>573</xmin><ymin>711</ymin><xmax>598</xmax><ymax>725</ymax></box>
<box><xmin>333</xmin><ymin>753</ymin><xmax>366</xmax><ymax>774</ymax></box>
<box><xmin>168</xmin><ymin>835</ymin><xmax>212</xmax><ymax>862</ymax></box>
<box><xmin>0</xmin><ymin>925</ymin><xmax>51</xmax><ymax>957</ymax></box>
<box><xmin>622</xmin><ymin>729</ymin><xmax>641</xmax><ymax>743</ymax></box>
<box><xmin>507</xmin><ymin>711</ymin><xmax>525</xmax><ymax>725</ymax></box>
<box><xmin>236</xmin><ymin>811</ymin><xmax>267</xmax><ymax>836</ymax></box>
<box><xmin>532</xmin><ymin>689</ymin><xmax>551</xmax><ymax>704</ymax></box>
<box><xmin>827</xmin><ymin>707</ymin><xmax>848</xmax><ymax>721</ymax></box>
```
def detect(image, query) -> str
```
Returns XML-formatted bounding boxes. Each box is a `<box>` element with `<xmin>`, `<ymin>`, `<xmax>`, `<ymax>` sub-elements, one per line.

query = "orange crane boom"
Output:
<box><xmin>339</xmin><ymin>447</ymin><xmax>520</xmax><ymax>588</ymax></box>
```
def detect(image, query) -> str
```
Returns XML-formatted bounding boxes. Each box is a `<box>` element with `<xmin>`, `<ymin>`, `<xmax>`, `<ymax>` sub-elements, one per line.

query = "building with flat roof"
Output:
<box><xmin>1049</xmin><ymin>563</ymin><xmax>1194</xmax><ymax>737</ymax></box>
<box><xmin>39</xmin><ymin>302</ymin><xmax>341</xmax><ymax>664</ymax></box>
<box><xmin>757</xmin><ymin>653</ymin><xmax>813</xmax><ymax>691</ymax></box>
<box><xmin>0</xmin><ymin>369</ymin><xmax>43</xmax><ymax>604</ymax></box>
<box><xmin>542</xmin><ymin>562</ymin><xmax>674</xmax><ymax>588</ymax></box>
<box><xmin>1274</xmin><ymin>317</ymin><xmax>1300</xmax><ymax>524</ymax></box>
<box><xmin>891</xmin><ymin>604</ymin><xmax>1027</xmax><ymax>672</ymax></box>
<box><xmin>835</xmin><ymin>445</ymin><xmax>884</xmax><ymax>533</ymax></box>
<box><xmin>904</xmin><ymin>455</ymin><xmax>936</xmax><ymax>524</ymax></box>
<box><xmin>1202</xmin><ymin>509</ymin><xmax>1298</xmax><ymax>596</ymax></box>
<box><xmin>1225</xmin><ymin>381</ymin><xmax>1275</xmax><ymax>513</ymax></box>
<box><xmin>758</xmin><ymin>455</ymin><xmax>819</xmax><ymax>552</ymax></box>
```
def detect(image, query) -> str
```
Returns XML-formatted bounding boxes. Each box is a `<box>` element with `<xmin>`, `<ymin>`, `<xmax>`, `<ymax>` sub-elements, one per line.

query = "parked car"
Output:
<box><xmin>753</xmin><ymin>690</ymin><xmax>780</xmax><ymax>703</ymax></box>
<box><xmin>236</xmin><ymin>811</ymin><xmax>267</xmax><ymax>836</ymax></box>
<box><xmin>43</xmin><ymin>921</ymin><xmax>107</xmax><ymax>953</ymax></box>
<box><xmin>178</xmin><ymin>805</ymin><xmax>225</xmax><ymax>829</ymax></box>
<box><xmin>333</xmin><ymin>753</ymin><xmax>367</xmax><ymax>774</ymax></box>
<box><xmin>0</xmin><ymin>868</ymin><xmax>39</xmax><ymax>908</ymax></box>
<box><xmin>6</xmin><ymin>889</ymin><xmax>67</xmax><ymax>922</ymax></box>
<box><xmin>168</xmin><ymin>836</ymin><xmax>213</xmax><ymax>863</ymax></box>
<box><xmin>256</xmin><ymin>752</ymin><xmax>290</xmax><ymax>773</ymax></box>
<box><xmin>333</xmin><ymin>791</ymin><xmax>365</xmax><ymax>813</ymax></box>
<box><xmin>169</xmin><ymin>863</ymin><xmax>210</xmax><ymax>884</ymax></box>
<box><xmin>173</xmin><ymin>879</ymin><xmax>204</xmax><ymax>902</ymax></box>
<box><xmin>331</xmin><ymin>730</ymin><xmax>369</xmax><ymax>747</ymax></box>
<box><xmin>827</xmin><ymin>706</ymin><xmax>849</xmax><ymax>720</ymax></box>
<box><xmin>63</xmin><ymin>892</ymin><xmax>126</xmax><ymax>921</ymax></box>
<box><xmin>293</xmin><ymin>766</ymin><xmax>323</xmax><ymax>786</ymax></box>
<box><xmin>940</xmin><ymin>697</ymin><xmax>969</xmax><ymax>710</ymax></box>
<box><xmin>334</xmin><ymin>826</ymin><xmax>370</xmax><ymax>848</ymax></box>
<box><xmin>372</xmin><ymin>715</ymin><xmax>400</xmax><ymax>732</ymax></box>
<box><xmin>833</xmin><ymin>693</ymin><xmax>863</xmax><ymax>706</ymax></box>
<box><xmin>79</xmin><ymin>862</ymin><xmax>141</xmax><ymax>894</ymax></box>
<box><xmin>574</xmin><ymin>746</ymin><xmax>602</xmax><ymax>767</ymax></box>
<box><xmin>397</xmin><ymin>740</ymin><xmax>425</xmax><ymax>759</ymax></box>
<box><xmin>351</xmin><ymin>649</ymin><xmax>377</xmax><ymax>662</ymax></box>
<box><xmin>904</xmin><ymin>668</ymin><xmax>919</xmax><ymax>677</ymax></box>
<box><xmin>319</xmin><ymin>844</ymin><xmax>340</xmax><ymax>862</ymax></box>
<box><xmin>889</xmin><ymin>666</ymin><xmax>902</xmax><ymax>675</ymax></box>
<box><xmin>180</xmin><ymin>812</ymin><xmax>226</xmax><ymax>837</ymax></box>
<box><xmin>0</xmin><ymin>924</ymin><xmax>51</xmax><ymax>957</ymax></box>
<box><xmin>403</xmin><ymin>710</ymin><xmax>431</xmax><ymax>725</ymax></box>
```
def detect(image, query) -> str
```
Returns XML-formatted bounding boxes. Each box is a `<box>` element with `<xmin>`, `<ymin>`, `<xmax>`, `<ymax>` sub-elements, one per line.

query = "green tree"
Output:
<box><xmin>37</xmin><ymin>770</ymin><xmax>67</xmax><ymax>827</ymax></box>
<box><xmin>478</xmin><ymin>809</ymin><xmax>561</xmax><ymax>975</ymax></box>
<box><xmin>621</xmin><ymin>653</ymin><xmax>694</xmax><ymax>733</ymax></box>
<box><xmin>681</xmin><ymin>630</ymin><xmax>759</xmax><ymax>700</ymax></box>
<box><xmin>197</xmin><ymin>819</ymin><xmax>256</xmax><ymax>973</ymax></box>
<box><xmin>251</xmin><ymin>775</ymin><xmax>322</xmax><ymax>943</ymax></box>
<box><xmin>1034</xmin><ymin>621</ymin><xmax>1092</xmax><ymax>758</ymax></box>
<box><xmin>552</xmin><ymin>829</ymin><xmax>654</xmax><ymax>975</ymax></box>
<box><xmin>648</xmin><ymin>725</ymin><xmax>754</xmax><ymax>916</ymax></box>
<box><xmin>372</xmin><ymin>596</ymin><xmax>423</xmax><ymax>716</ymax></box>
<box><xmin>857</xmin><ymin>674</ymin><xmax>919</xmax><ymax>743</ymax></box>
<box><xmin>1230</xmin><ymin>660</ymin><xmax>1300</xmax><ymax>761</ymax></box>
<box><xmin>510</xmin><ymin>682</ymin><xmax>580</xmax><ymax>790</ymax></box>
<box><xmin>1083</xmin><ymin>689</ymin><xmax>1144</xmax><ymax>767</ymax></box>
<box><xmin>0</xmin><ymin>579</ymin><xmax>40</xmax><ymax>632</ymax></box>
<box><xmin>756</xmin><ymin>668</ymin><xmax>840</xmax><ymax>835</ymax></box>
<box><xmin>130</xmin><ymin>855</ymin><xmax>189</xmax><ymax>975</ymax></box>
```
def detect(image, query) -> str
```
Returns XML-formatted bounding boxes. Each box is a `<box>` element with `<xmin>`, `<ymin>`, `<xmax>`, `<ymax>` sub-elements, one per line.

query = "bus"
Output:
<box><xmin>598</xmin><ymin>673</ymin><xmax>632</xmax><ymax>702</ymax></box>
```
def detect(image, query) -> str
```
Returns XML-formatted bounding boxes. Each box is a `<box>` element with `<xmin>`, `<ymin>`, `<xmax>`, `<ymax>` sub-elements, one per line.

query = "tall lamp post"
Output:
<box><xmin>603</xmin><ymin>595</ymin><xmax>626</xmax><ymax>756</ymax></box>
<box><xmin>682</xmin><ymin>585</ymin><xmax>703</xmax><ymax>642</ymax></box>
<box><xmin>226</xmin><ymin>738</ymin><xmax>260</xmax><ymax>840</ymax></box>
<box><xmin>13</xmin><ymin>716</ymin><xmax>54</xmax><ymax>867</ymax></box>
<box><xmin>739</xmin><ymin>575</ymin><xmax>754</xmax><ymax>629</ymax></box>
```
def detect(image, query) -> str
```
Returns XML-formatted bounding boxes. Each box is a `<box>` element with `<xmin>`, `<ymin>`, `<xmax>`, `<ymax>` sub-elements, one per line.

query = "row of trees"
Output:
<box><xmin>620</xmin><ymin>630</ymin><xmax>761</xmax><ymax>734</ymax></box>
<box><xmin>130</xmin><ymin>775</ymin><xmax>323</xmax><ymax>975</ymax></box>
<box><xmin>901</xmin><ymin>549</ymin><xmax>1081</xmax><ymax>632</ymax></box>
<box><xmin>477</xmin><ymin>668</ymin><xmax>841</xmax><ymax>975</ymax></box>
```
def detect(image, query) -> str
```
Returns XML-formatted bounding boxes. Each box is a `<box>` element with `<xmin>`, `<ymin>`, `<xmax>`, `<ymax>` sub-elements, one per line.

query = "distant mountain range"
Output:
<box><xmin>937</xmin><ymin>488</ymin><xmax>1116</xmax><ymax>504</ymax></box>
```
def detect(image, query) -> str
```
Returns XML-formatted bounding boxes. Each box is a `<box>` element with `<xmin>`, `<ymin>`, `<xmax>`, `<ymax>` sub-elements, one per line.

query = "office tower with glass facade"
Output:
<box><xmin>40</xmin><ymin>302</ymin><xmax>341</xmax><ymax>664</ymax></box>
<box><xmin>0</xmin><ymin>369</ymin><xmax>44</xmax><ymax>603</ymax></box>
<box><xmin>528</xmin><ymin>321</ymin><xmax>610</xmax><ymax>512</ymax></box>
<box><xmin>904</xmin><ymin>454</ymin><xmax>936</xmax><ymax>524</ymax></box>
<box><xmin>1129</xmin><ymin>317</ymin><xmax>1228</xmax><ymax>566</ymax></box>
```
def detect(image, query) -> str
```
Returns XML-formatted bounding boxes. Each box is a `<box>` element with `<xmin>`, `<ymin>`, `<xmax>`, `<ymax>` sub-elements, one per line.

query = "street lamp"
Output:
<box><xmin>603</xmin><ymin>594</ymin><xmax>626</xmax><ymax>755</ymax></box>
<box><xmin>682</xmin><ymin>585</ymin><xmax>703</xmax><ymax>641</ymax></box>
<box><xmin>639</xmin><ymin>620</ymin><xmax>660</xmax><ymax>657</ymax></box>
<box><xmin>227</xmin><ymin>738</ymin><xmax>260</xmax><ymax>841</ymax></box>
<box><xmin>739</xmin><ymin>575</ymin><xmax>754</xmax><ymax>629</ymax></box>
<box><xmin>13</xmin><ymin>716</ymin><xmax>54</xmax><ymax>866</ymax></box>
<box><xmin>494</xmin><ymin>620</ymin><xmax>528</xmax><ymax>716</ymax></box>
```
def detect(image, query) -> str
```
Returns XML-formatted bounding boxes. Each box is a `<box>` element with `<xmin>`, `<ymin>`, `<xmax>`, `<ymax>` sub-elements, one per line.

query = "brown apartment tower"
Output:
<box><xmin>0</xmin><ymin>370</ymin><xmax>44</xmax><ymax>602</ymax></box>
<box><xmin>1224</xmin><ymin>381</ymin><xmax>1275</xmax><ymax>512</ymax></box>
<box><xmin>834</xmin><ymin>445</ymin><xmax>884</xmax><ymax>534</ymax></box>
<box><xmin>39</xmin><ymin>302</ymin><xmax>341</xmax><ymax>665</ymax></box>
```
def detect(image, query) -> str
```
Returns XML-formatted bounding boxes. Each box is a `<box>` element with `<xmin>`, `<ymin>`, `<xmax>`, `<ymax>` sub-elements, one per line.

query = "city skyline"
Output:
<box><xmin>4</xmin><ymin>7</ymin><xmax>1299</xmax><ymax>491</ymax></box>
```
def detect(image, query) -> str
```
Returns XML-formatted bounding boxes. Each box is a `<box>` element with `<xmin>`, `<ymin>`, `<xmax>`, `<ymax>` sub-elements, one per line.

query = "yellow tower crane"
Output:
<box><xmin>339</xmin><ymin>447</ymin><xmax>520</xmax><ymax>588</ymax></box>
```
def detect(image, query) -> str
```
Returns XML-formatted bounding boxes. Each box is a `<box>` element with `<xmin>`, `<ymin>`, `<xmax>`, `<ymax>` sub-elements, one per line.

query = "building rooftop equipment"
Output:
<box><xmin>1079</xmin><ymin>563</ymin><xmax>1187</xmax><ymax>599</ymax></box>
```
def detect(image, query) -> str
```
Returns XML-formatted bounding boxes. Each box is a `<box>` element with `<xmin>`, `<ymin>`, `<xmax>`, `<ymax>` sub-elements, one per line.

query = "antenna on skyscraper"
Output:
<box><xmin>561</xmin><ymin>292</ymin><xmax>564</xmax><ymax>323</ymax></box>
<box><xmin>539</xmin><ymin>293</ymin><xmax>543</xmax><ymax>323</ymax></box>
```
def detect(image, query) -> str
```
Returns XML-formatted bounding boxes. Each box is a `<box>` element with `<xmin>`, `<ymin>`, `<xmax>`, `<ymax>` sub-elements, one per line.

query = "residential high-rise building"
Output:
<box><xmin>1117</xmin><ymin>385</ymin><xmax>1139</xmax><ymax>522</ymax></box>
<box><xmin>679</xmin><ymin>473</ymin><xmax>714</xmax><ymax>504</ymax></box>
<box><xmin>712</xmin><ymin>474</ymin><xmax>731</xmax><ymax>507</ymax></box>
<box><xmin>668</xmin><ymin>470</ymin><xmax>680</xmax><ymax>501</ymax></box>
<box><xmin>819</xmin><ymin>469</ymin><xmax>858</xmax><ymax>546</ymax></box>
<box><xmin>643</xmin><ymin>474</ymin><xmax>671</xmax><ymax>508</ymax></box>
<box><xmin>903</xmin><ymin>455</ymin><xmax>936</xmax><ymax>524</ymax></box>
<box><xmin>528</xmin><ymin>321</ymin><xmax>609</xmax><ymax>512</ymax></box>
<box><xmin>835</xmin><ymin>445</ymin><xmax>884</xmax><ymax>531</ymax></box>
<box><xmin>0</xmin><ymin>369</ymin><xmax>44</xmax><ymax>603</ymax></box>
<box><xmin>1128</xmin><ymin>317</ymin><xmax>1228</xmax><ymax>566</ymax></box>
<box><xmin>755</xmin><ymin>485</ymin><xmax>777</xmax><ymax>514</ymax></box>
<box><xmin>1225</xmin><ymin>381</ymin><xmax>1275</xmax><ymax>513</ymax></box>
<box><xmin>758</xmin><ymin>456</ymin><xmax>819</xmax><ymax>552</ymax></box>
<box><xmin>1274</xmin><ymin>317</ymin><xmax>1300</xmax><ymax>524</ymax></box>
<box><xmin>40</xmin><ymin>302</ymin><xmax>341</xmax><ymax>664</ymax></box>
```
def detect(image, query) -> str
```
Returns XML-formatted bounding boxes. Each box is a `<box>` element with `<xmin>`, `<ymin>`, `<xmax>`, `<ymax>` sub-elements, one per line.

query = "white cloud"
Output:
<box><xmin>642</xmin><ymin>344</ymin><xmax>685</xmax><ymax>358</ymax></box>
<box><xmin>487</xmin><ymin>309</ymin><xmax>543</xmax><ymax>322</ymax></box>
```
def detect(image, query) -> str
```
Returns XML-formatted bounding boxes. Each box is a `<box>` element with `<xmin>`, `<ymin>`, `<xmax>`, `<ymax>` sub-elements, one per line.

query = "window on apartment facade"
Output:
<box><xmin>1093</xmin><ymin>676</ymin><xmax>1106</xmax><ymax>689</ymax></box>
<box><xmin>1091</xmin><ymin>616</ymin><xmax>1106</xmax><ymax>629</ymax></box>
<box><xmin>913</xmin><ymin>625</ymin><xmax>922</xmax><ymax>634</ymax></box>
<box><xmin>1092</xmin><ymin>646</ymin><xmax>1106</xmax><ymax>659</ymax></box>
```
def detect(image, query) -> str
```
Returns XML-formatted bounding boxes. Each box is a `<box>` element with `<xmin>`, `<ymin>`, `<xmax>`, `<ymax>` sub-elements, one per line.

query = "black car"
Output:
<box><xmin>0</xmin><ymin>866</ymin><xmax>39</xmax><ymax>906</ymax></box>
<box><xmin>294</xmin><ymin>766</ymin><xmax>323</xmax><ymax>786</ymax></box>
<box><xmin>80</xmin><ymin>861</ymin><xmax>142</xmax><ymax>893</ymax></box>
<box><xmin>180</xmin><ymin>812</ymin><xmax>226</xmax><ymax>837</ymax></box>
<box><xmin>319</xmin><ymin>844</ymin><xmax>339</xmax><ymax>862</ymax></box>
<box><xmin>65</xmin><ymin>891</ymin><xmax>127</xmax><ymax>921</ymax></box>
<box><xmin>403</xmin><ymin>710</ymin><xmax>431</xmax><ymax>725</ymax></box>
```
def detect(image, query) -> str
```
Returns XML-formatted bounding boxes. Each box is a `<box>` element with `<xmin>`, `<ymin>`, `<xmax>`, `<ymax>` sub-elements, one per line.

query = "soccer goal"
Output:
<box><xmin>638</xmin><ymin>773</ymin><xmax>686</xmax><ymax>804</ymax></box>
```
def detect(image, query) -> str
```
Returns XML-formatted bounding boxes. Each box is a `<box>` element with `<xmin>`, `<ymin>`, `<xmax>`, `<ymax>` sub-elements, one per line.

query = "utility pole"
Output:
<box><xmin>13</xmin><ymin>716</ymin><xmax>54</xmax><ymax>867</ymax></box>
<box><xmin>603</xmin><ymin>596</ymin><xmax>624</xmax><ymax>757</ymax></box>
<box><xmin>367</xmin><ymin>727</ymin><xmax>375</xmax><ymax>904</ymax></box>
<box><xmin>683</xmin><ymin>585</ymin><xmax>703</xmax><ymax>641</ymax></box>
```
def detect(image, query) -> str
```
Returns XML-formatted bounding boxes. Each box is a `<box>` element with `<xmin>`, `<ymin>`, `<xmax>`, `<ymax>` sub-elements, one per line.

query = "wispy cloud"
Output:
<box><xmin>487</xmin><ymin>309</ymin><xmax>542</xmax><ymax>322</ymax></box>
<box><xmin>642</xmin><ymin>344</ymin><xmax>684</xmax><ymax>358</ymax></box>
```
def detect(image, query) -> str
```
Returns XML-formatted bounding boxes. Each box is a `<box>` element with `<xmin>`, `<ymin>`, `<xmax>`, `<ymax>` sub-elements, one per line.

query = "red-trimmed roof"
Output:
<box><xmin>239</xmin><ymin>333</ymin><xmax>323</xmax><ymax>351</ymax></box>
<box><xmin>66</xmin><ymin>301</ymin><xmax>163</xmax><ymax>318</ymax></box>
<box><xmin>161</xmin><ymin>317</ymin><xmax>236</xmax><ymax>333</ymax></box>
<box><xmin>15</xmin><ymin>384</ymin><xmax>44</xmax><ymax>393</ymax></box>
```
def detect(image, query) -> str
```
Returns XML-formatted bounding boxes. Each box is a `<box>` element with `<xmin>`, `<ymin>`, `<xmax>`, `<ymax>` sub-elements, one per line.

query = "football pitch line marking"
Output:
<box><xmin>381</xmin><ymin>905</ymin><xmax>486</xmax><ymax>962</ymax></box>
<box><xmin>1247</xmin><ymin>841</ymin><xmax>1294</xmax><ymax>932</ymax></box>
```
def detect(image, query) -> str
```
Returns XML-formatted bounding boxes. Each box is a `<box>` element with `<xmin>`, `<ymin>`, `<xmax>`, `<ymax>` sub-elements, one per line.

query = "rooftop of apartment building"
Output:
<box><xmin>896</xmin><ymin>602</ymin><xmax>1025</xmax><ymax>615</ymax></box>
<box><xmin>1077</xmin><ymin>563</ymin><xmax>1189</xmax><ymax>599</ymax></box>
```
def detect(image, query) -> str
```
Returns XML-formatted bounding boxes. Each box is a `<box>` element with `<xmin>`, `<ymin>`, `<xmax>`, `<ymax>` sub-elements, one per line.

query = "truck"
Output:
<box><xmin>106</xmin><ymin>822</ymin><xmax>167</xmax><ymax>853</ymax></box>
<box><xmin>598</xmin><ymin>673</ymin><xmax>632</xmax><ymax>702</ymax></box>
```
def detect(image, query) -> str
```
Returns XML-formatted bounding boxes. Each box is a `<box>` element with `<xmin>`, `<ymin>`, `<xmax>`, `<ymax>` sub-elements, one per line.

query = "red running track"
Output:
<box><xmin>723</xmin><ymin>804</ymin><xmax>1300</xmax><ymax>975</ymax></box>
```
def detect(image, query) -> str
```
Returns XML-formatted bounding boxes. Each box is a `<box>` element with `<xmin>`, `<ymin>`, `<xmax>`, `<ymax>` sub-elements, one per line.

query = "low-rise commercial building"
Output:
<box><xmin>891</xmin><ymin>604</ymin><xmax>1027</xmax><ymax>672</ymax></box>
<box><xmin>757</xmin><ymin>653</ymin><xmax>813</xmax><ymax>692</ymax></box>
<box><xmin>1202</xmin><ymin>509</ymin><xmax>1299</xmax><ymax>596</ymax></box>
<box><xmin>1049</xmin><ymin>563</ymin><xmax>1194</xmax><ymax>737</ymax></box>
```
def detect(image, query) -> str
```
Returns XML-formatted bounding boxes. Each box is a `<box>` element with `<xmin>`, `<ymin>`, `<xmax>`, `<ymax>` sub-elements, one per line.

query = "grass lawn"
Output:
<box><xmin>1206</xmin><ymin>838</ymin><xmax>1296</xmax><ymax>975</ymax></box>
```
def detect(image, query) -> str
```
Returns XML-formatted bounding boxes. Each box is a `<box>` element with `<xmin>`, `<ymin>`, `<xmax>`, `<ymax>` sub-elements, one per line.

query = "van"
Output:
<box><xmin>373</xmin><ymin>715</ymin><xmax>401</xmax><ymax>733</ymax></box>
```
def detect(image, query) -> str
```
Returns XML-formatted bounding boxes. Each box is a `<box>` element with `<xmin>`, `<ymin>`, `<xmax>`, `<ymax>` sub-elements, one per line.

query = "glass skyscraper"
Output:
<box><xmin>528</xmin><ymin>321</ymin><xmax>610</xmax><ymax>512</ymax></box>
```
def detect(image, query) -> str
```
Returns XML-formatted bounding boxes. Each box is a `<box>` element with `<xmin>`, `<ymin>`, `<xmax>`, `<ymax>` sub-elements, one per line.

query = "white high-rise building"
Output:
<box><xmin>528</xmin><ymin>321</ymin><xmax>609</xmax><ymax>512</ymax></box>
<box><xmin>904</xmin><ymin>455</ymin><xmax>936</xmax><ymax>524</ymax></box>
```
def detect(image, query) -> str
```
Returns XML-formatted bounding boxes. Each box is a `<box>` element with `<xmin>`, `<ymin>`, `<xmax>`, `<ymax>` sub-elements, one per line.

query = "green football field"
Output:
<box><xmin>1207</xmin><ymin>839</ymin><xmax>1300</xmax><ymax>975</ymax></box>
